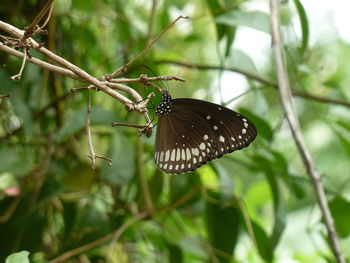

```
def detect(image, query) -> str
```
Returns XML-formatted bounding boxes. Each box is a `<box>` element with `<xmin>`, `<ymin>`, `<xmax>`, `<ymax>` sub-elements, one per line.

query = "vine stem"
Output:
<box><xmin>270</xmin><ymin>1</ymin><xmax>345</xmax><ymax>262</ymax></box>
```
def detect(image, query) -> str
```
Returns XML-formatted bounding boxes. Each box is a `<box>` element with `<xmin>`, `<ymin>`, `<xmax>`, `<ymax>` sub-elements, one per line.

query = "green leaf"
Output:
<box><xmin>150</xmin><ymin>169</ymin><xmax>164</xmax><ymax>205</ymax></box>
<box><xmin>55</xmin><ymin>106</ymin><xmax>117</xmax><ymax>143</ymax></box>
<box><xmin>250</xmin><ymin>221</ymin><xmax>272</xmax><ymax>261</ymax></box>
<box><xmin>228</xmin><ymin>49</ymin><xmax>259</xmax><ymax>74</ymax></box>
<box><xmin>170</xmin><ymin>173</ymin><xmax>200</xmax><ymax>205</ymax></box>
<box><xmin>0</xmin><ymin>146</ymin><xmax>32</xmax><ymax>175</ymax></box>
<box><xmin>293</xmin><ymin>0</ymin><xmax>309</xmax><ymax>53</ymax></box>
<box><xmin>215</xmin><ymin>10</ymin><xmax>270</xmax><ymax>33</ymax></box>
<box><xmin>329</xmin><ymin>196</ymin><xmax>350</xmax><ymax>238</ymax></box>
<box><xmin>101</xmin><ymin>132</ymin><xmax>135</xmax><ymax>184</ymax></box>
<box><xmin>253</xmin><ymin>155</ymin><xmax>286</xmax><ymax>258</ymax></box>
<box><xmin>205</xmin><ymin>0</ymin><xmax>237</xmax><ymax>56</ymax></box>
<box><xmin>334</xmin><ymin>130</ymin><xmax>350</xmax><ymax>158</ymax></box>
<box><xmin>5</xmin><ymin>251</ymin><xmax>30</xmax><ymax>263</ymax></box>
<box><xmin>167</xmin><ymin>242</ymin><xmax>183</xmax><ymax>263</ymax></box>
<box><xmin>212</xmin><ymin>162</ymin><xmax>234</xmax><ymax>202</ymax></box>
<box><xmin>205</xmin><ymin>191</ymin><xmax>240</xmax><ymax>263</ymax></box>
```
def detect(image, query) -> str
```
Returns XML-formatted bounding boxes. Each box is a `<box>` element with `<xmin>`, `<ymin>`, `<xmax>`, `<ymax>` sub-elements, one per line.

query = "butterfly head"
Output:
<box><xmin>156</xmin><ymin>92</ymin><xmax>173</xmax><ymax>116</ymax></box>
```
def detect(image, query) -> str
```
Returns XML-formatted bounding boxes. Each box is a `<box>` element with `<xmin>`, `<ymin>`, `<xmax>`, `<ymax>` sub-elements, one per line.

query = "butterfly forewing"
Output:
<box><xmin>155</xmin><ymin>93</ymin><xmax>257</xmax><ymax>174</ymax></box>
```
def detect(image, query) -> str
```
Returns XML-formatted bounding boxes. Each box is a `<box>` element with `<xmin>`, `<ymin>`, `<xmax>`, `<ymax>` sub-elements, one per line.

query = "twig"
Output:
<box><xmin>49</xmin><ymin>212</ymin><xmax>149</xmax><ymax>263</ymax></box>
<box><xmin>156</xmin><ymin>59</ymin><xmax>275</xmax><ymax>86</ymax></box>
<box><xmin>136</xmin><ymin>123</ymin><xmax>154</xmax><ymax>214</ymax></box>
<box><xmin>0</xmin><ymin>197</ymin><xmax>21</xmax><ymax>223</ymax></box>
<box><xmin>270</xmin><ymin>1</ymin><xmax>345</xmax><ymax>263</ymax></box>
<box><xmin>86</xmin><ymin>88</ymin><xmax>96</xmax><ymax>168</ymax></box>
<box><xmin>235</xmin><ymin>196</ymin><xmax>258</xmax><ymax>251</ymax></box>
<box><xmin>0</xmin><ymin>94</ymin><xmax>10</xmax><ymax>99</ymax></box>
<box><xmin>86</xmin><ymin>88</ymin><xmax>112</xmax><ymax>168</ymax></box>
<box><xmin>147</xmin><ymin>0</ymin><xmax>158</xmax><ymax>43</ymax></box>
<box><xmin>0</xmin><ymin>42</ymin><xmax>82</xmax><ymax>80</ymax></box>
<box><xmin>109</xmin><ymin>15</ymin><xmax>189</xmax><ymax>78</ymax></box>
<box><xmin>23</xmin><ymin>0</ymin><xmax>55</xmax><ymax>38</ymax></box>
<box><xmin>111</xmin><ymin>74</ymin><xmax>186</xmax><ymax>84</ymax></box>
<box><xmin>157</xmin><ymin>59</ymin><xmax>350</xmax><ymax>109</ymax></box>
<box><xmin>10</xmin><ymin>47</ymin><xmax>28</xmax><ymax>81</ymax></box>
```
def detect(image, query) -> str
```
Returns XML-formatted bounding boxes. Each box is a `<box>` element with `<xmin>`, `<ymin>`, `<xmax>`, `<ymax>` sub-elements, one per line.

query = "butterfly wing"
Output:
<box><xmin>155</xmin><ymin>98</ymin><xmax>257</xmax><ymax>174</ymax></box>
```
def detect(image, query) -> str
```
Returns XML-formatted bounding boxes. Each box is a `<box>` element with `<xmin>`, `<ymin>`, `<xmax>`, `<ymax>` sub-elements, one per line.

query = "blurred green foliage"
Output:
<box><xmin>1</xmin><ymin>0</ymin><xmax>350</xmax><ymax>262</ymax></box>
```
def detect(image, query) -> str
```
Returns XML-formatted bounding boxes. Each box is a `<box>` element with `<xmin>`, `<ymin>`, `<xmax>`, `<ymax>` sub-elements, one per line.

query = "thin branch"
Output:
<box><xmin>48</xmin><ymin>212</ymin><xmax>149</xmax><ymax>263</ymax></box>
<box><xmin>0</xmin><ymin>94</ymin><xmax>10</xmax><ymax>99</ymax></box>
<box><xmin>109</xmin><ymin>15</ymin><xmax>189</xmax><ymax>78</ymax></box>
<box><xmin>157</xmin><ymin>59</ymin><xmax>350</xmax><ymax>108</ymax></box>
<box><xmin>0</xmin><ymin>42</ymin><xmax>82</xmax><ymax>80</ymax></box>
<box><xmin>10</xmin><ymin>47</ymin><xmax>28</xmax><ymax>81</ymax></box>
<box><xmin>23</xmin><ymin>0</ymin><xmax>55</xmax><ymax>38</ymax></box>
<box><xmin>156</xmin><ymin>59</ymin><xmax>275</xmax><ymax>86</ymax></box>
<box><xmin>147</xmin><ymin>0</ymin><xmax>158</xmax><ymax>43</ymax></box>
<box><xmin>86</xmin><ymin>88</ymin><xmax>96</xmax><ymax>169</ymax></box>
<box><xmin>111</xmin><ymin>74</ymin><xmax>186</xmax><ymax>84</ymax></box>
<box><xmin>86</xmin><ymin>88</ymin><xmax>112</xmax><ymax>168</ymax></box>
<box><xmin>270</xmin><ymin>1</ymin><xmax>345</xmax><ymax>263</ymax></box>
<box><xmin>136</xmin><ymin>125</ymin><xmax>154</xmax><ymax>214</ymax></box>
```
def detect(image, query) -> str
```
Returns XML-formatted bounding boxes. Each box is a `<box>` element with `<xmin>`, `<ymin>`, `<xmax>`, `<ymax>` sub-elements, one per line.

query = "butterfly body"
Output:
<box><xmin>155</xmin><ymin>92</ymin><xmax>257</xmax><ymax>174</ymax></box>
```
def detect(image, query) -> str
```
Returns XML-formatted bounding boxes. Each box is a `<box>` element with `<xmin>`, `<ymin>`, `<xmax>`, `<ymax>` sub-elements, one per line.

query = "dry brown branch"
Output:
<box><xmin>270</xmin><ymin>1</ymin><xmax>345</xmax><ymax>262</ymax></box>
<box><xmin>23</xmin><ymin>0</ymin><xmax>55</xmax><ymax>38</ymax></box>
<box><xmin>0</xmin><ymin>94</ymin><xmax>10</xmax><ymax>99</ymax></box>
<box><xmin>0</xmin><ymin>42</ymin><xmax>82</xmax><ymax>80</ymax></box>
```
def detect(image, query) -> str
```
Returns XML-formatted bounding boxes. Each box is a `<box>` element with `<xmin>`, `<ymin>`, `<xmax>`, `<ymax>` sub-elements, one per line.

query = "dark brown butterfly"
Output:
<box><xmin>154</xmin><ymin>92</ymin><xmax>257</xmax><ymax>174</ymax></box>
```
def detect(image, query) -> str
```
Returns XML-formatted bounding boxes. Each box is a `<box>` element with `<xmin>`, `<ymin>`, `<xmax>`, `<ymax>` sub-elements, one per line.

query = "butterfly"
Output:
<box><xmin>154</xmin><ymin>92</ymin><xmax>257</xmax><ymax>174</ymax></box>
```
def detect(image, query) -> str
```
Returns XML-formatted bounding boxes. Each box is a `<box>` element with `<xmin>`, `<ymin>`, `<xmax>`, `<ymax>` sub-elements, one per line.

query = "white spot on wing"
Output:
<box><xmin>192</xmin><ymin>148</ymin><xmax>199</xmax><ymax>156</ymax></box>
<box><xmin>170</xmin><ymin>149</ymin><xmax>176</xmax><ymax>161</ymax></box>
<box><xmin>182</xmin><ymin>149</ymin><xmax>186</xmax><ymax>161</ymax></box>
<box><xmin>181</xmin><ymin>164</ymin><xmax>185</xmax><ymax>169</ymax></box>
<box><xmin>203</xmin><ymin>135</ymin><xmax>209</xmax><ymax>140</ymax></box>
<box><xmin>199</xmin><ymin>143</ymin><xmax>206</xmax><ymax>150</ymax></box>
<box><xmin>213</xmin><ymin>125</ymin><xmax>218</xmax><ymax>130</ymax></box>
<box><xmin>176</xmin><ymin>148</ymin><xmax>181</xmax><ymax>161</ymax></box>
<box><xmin>186</xmin><ymin>148</ymin><xmax>191</xmax><ymax>161</ymax></box>
<box><xmin>193</xmin><ymin>157</ymin><xmax>197</xmax><ymax>164</ymax></box>
<box><xmin>164</xmin><ymin>163</ymin><xmax>168</xmax><ymax>169</ymax></box>
<box><xmin>160</xmin><ymin>151</ymin><xmax>164</xmax><ymax>162</ymax></box>
<box><xmin>206</xmin><ymin>115</ymin><xmax>211</xmax><ymax>120</ymax></box>
<box><xmin>169</xmin><ymin>164</ymin><xmax>173</xmax><ymax>170</ymax></box>
<box><xmin>175</xmin><ymin>164</ymin><xmax>179</xmax><ymax>170</ymax></box>
<box><xmin>219</xmin><ymin>136</ymin><xmax>225</xmax><ymax>142</ymax></box>
<box><xmin>165</xmin><ymin>150</ymin><xmax>170</xmax><ymax>162</ymax></box>
<box><xmin>242</xmin><ymin>128</ymin><xmax>246</xmax><ymax>134</ymax></box>
<box><xmin>244</xmin><ymin>122</ymin><xmax>249</xmax><ymax>128</ymax></box>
